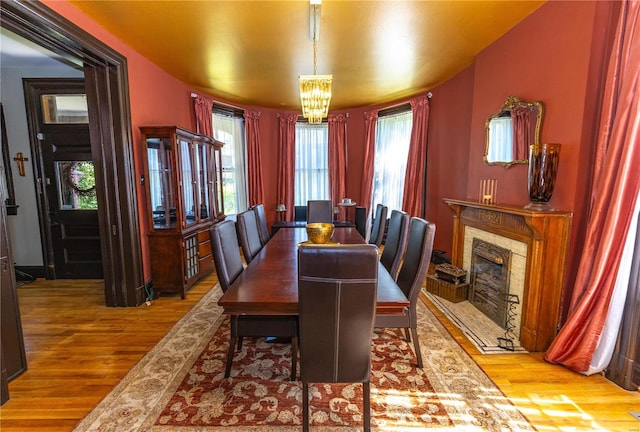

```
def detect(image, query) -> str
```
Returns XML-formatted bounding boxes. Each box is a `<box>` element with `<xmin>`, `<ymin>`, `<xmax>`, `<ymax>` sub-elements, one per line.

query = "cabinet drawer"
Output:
<box><xmin>199</xmin><ymin>239</ymin><xmax>212</xmax><ymax>258</ymax></box>
<box><xmin>197</xmin><ymin>229</ymin><xmax>210</xmax><ymax>243</ymax></box>
<box><xmin>199</xmin><ymin>255</ymin><xmax>214</xmax><ymax>275</ymax></box>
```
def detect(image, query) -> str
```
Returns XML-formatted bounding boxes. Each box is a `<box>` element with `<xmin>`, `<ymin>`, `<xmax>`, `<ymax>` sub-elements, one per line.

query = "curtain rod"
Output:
<box><xmin>190</xmin><ymin>92</ymin><xmax>431</xmax><ymax>113</ymax></box>
<box><xmin>381</xmin><ymin>91</ymin><xmax>433</xmax><ymax>110</ymax></box>
<box><xmin>190</xmin><ymin>92</ymin><xmax>252</xmax><ymax>114</ymax></box>
<box><xmin>276</xmin><ymin>112</ymin><xmax>349</xmax><ymax>119</ymax></box>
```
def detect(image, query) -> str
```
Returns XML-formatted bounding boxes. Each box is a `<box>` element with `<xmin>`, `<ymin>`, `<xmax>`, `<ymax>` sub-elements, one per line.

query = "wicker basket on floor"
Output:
<box><xmin>425</xmin><ymin>275</ymin><xmax>469</xmax><ymax>303</ymax></box>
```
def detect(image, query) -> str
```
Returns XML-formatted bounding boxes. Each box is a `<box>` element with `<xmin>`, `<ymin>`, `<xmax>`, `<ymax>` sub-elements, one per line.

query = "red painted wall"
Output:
<box><xmin>468</xmin><ymin>1</ymin><xmax>599</xmax><ymax>211</ymax></box>
<box><xmin>44</xmin><ymin>1</ymin><xmax>618</xmax><ymax>311</ymax></box>
<box><xmin>424</xmin><ymin>66</ymin><xmax>475</xmax><ymax>254</ymax></box>
<box><xmin>464</xmin><ymin>1</ymin><xmax>617</xmax><ymax>317</ymax></box>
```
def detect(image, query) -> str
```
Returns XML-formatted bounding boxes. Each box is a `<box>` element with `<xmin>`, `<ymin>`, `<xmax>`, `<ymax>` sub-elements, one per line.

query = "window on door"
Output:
<box><xmin>295</xmin><ymin>122</ymin><xmax>329</xmax><ymax>206</ymax></box>
<box><xmin>41</xmin><ymin>94</ymin><xmax>88</xmax><ymax>124</ymax></box>
<box><xmin>213</xmin><ymin>109</ymin><xmax>247</xmax><ymax>215</ymax></box>
<box><xmin>370</xmin><ymin>109</ymin><xmax>413</xmax><ymax>213</ymax></box>
<box><xmin>56</xmin><ymin>161</ymin><xmax>97</xmax><ymax>209</ymax></box>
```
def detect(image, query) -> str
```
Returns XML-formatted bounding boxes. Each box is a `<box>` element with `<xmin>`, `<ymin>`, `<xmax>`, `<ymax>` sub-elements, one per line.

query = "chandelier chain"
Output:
<box><xmin>299</xmin><ymin>1</ymin><xmax>332</xmax><ymax>124</ymax></box>
<box><xmin>312</xmin><ymin>4</ymin><xmax>318</xmax><ymax>75</ymax></box>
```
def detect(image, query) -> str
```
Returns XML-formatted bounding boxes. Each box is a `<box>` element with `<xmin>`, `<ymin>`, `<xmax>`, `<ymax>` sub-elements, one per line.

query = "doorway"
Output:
<box><xmin>23</xmin><ymin>79</ymin><xmax>103</xmax><ymax>279</ymax></box>
<box><xmin>1</xmin><ymin>1</ymin><xmax>144</xmax><ymax>306</ymax></box>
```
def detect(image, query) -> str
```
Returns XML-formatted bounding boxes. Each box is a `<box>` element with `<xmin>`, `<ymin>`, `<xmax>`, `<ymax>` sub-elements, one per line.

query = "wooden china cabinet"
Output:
<box><xmin>140</xmin><ymin>126</ymin><xmax>224</xmax><ymax>299</ymax></box>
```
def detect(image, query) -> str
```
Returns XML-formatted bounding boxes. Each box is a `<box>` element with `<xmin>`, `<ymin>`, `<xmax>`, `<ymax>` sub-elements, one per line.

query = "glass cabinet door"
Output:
<box><xmin>146</xmin><ymin>137</ymin><xmax>177</xmax><ymax>229</ymax></box>
<box><xmin>195</xmin><ymin>140</ymin><xmax>212</xmax><ymax>221</ymax></box>
<box><xmin>179</xmin><ymin>137</ymin><xmax>197</xmax><ymax>227</ymax></box>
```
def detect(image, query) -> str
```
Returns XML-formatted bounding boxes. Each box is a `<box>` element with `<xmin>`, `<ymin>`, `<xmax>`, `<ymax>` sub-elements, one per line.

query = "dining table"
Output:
<box><xmin>217</xmin><ymin>227</ymin><xmax>410</xmax><ymax>316</ymax></box>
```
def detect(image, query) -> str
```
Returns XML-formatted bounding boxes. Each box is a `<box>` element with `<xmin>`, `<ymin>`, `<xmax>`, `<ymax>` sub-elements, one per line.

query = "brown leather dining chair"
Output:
<box><xmin>237</xmin><ymin>208</ymin><xmax>263</xmax><ymax>263</ymax></box>
<box><xmin>252</xmin><ymin>203</ymin><xmax>270</xmax><ymax>246</ymax></box>
<box><xmin>298</xmin><ymin>244</ymin><xmax>379</xmax><ymax>432</ymax></box>
<box><xmin>379</xmin><ymin>209</ymin><xmax>410</xmax><ymax>279</ymax></box>
<box><xmin>210</xmin><ymin>219</ymin><xmax>298</xmax><ymax>380</ymax></box>
<box><xmin>294</xmin><ymin>205</ymin><xmax>307</xmax><ymax>222</ymax></box>
<box><xmin>355</xmin><ymin>206</ymin><xmax>367</xmax><ymax>238</ymax></box>
<box><xmin>375</xmin><ymin>217</ymin><xmax>435</xmax><ymax>368</ymax></box>
<box><xmin>306</xmin><ymin>200</ymin><xmax>333</xmax><ymax>223</ymax></box>
<box><xmin>368</xmin><ymin>204</ymin><xmax>388</xmax><ymax>247</ymax></box>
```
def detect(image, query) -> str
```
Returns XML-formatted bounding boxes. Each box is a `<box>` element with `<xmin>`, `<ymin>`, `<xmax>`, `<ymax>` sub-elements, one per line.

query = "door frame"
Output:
<box><xmin>1</xmin><ymin>1</ymin><xmax>145</xmax><ymax>306</ymax></box>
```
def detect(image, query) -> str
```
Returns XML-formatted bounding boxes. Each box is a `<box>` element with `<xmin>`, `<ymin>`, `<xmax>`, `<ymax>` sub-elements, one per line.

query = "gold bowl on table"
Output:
<box><xmin>305</xmin><ymin>223</ymin><xmax>335</xmax><ymax>244</ymax></box>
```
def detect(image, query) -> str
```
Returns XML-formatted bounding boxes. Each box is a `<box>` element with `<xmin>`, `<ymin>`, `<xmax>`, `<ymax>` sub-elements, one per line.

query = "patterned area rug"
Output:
<box><xmin>73</xmin><ymin>285</ymin><xmax>534</xmax><ymax>431</ymax></box>
<box><xmin>423</xmin><ymin>291</ymin><xmax>528</xmax><ymax>354</ymax></box>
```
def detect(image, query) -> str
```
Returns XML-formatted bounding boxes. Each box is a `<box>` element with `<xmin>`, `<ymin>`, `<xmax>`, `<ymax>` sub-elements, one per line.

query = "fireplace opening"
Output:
<box><xmin>469</xmin><ymin>239</ymin><xmax>512</xmax><ymax>329</ymax></box>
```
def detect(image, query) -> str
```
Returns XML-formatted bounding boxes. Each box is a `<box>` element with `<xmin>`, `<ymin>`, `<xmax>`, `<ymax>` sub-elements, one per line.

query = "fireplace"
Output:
<box><xmin>463</xmin><ymin>226</ymin><xmax>526</xmax><ymax>341</ymax></box>
<box><xmin>469</xmin><ymin>239</ymin><xmax>512</xmax><ymax>329</ymax></box>
<box><xmin>445</xmin><ymin>199</ymin><xmax>572</xmax><ymax>352</ymax></box>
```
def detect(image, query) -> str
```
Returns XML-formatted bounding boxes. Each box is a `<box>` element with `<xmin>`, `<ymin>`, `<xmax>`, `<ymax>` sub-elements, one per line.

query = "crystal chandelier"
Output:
<box><xmin>299</xmin><ymin>1</ymin><xmax>332</xmax><ymax>124</ymax></box>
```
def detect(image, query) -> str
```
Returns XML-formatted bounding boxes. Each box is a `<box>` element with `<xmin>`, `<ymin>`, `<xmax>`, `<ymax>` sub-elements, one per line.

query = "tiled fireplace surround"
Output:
<box><xmin>445</xmin><ymin>199</ymin><xmax>572</xmax><ymax>352</ymax></box>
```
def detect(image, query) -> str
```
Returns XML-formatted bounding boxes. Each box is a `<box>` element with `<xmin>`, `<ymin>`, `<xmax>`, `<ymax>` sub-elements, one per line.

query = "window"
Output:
<box><xmin>370</xmin><ymin>110</ymin><xmax>413</xmax><ymax>213</ymax></box>
<box><xmin>213</xmin><ymin>110</ymin><xmax>247</xmax><ymax>215</ymax></box>
<box><xmin>40</xmin><ymin>94</ymin><xmax>88</xmax><ymax>124</ymax></box>
<box><xmin>295</xmin><ymin>122</ymin><xmax>329</xmax><ymax>205</ymax></box>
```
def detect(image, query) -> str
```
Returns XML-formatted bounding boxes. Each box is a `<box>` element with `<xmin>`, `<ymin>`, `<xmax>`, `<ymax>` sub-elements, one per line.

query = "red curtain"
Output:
<box><xmin>193</xmin><ymin>95</ymin><xmax>213</xmax><ymax>136</ymax></box>
<box><xmin>277</xmin><ymin>114</ymin><xmax>298</xmax><ymax>222</ymax></box>
<box><xmin>244</xmin><ymin>110</ymin><xmax>264</xmax><ymax>206</ymax></box>
<box><xmin>402</xmin><ymin>94</ymin><xmax>430</xmax><ymax>218</ymax></box>
<box><xmin>511</xmin><ymin>107</ymin><xmax>531</xmax><ymax>161</ymax></box>
<box><xmin>361</xmin><ymin>110</ymin><xmax>378</xmax><ymax>214</ymax></box>
<box><xmin>545</xmin><ymin>0</ymin><xmax>640</xmax><ymax>372</ymax></box>
<box><xmin>328</xmin><ymin>113</ymin><xmax>348</xmax><ymax>212</ymax></box>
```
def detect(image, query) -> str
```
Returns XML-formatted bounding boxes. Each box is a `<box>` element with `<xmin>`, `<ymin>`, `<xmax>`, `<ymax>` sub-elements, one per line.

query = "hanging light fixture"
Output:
<box><xmin>299</xmin><ymin>0</ymin><xmax>332</xmax><ymax>124</ymax></box>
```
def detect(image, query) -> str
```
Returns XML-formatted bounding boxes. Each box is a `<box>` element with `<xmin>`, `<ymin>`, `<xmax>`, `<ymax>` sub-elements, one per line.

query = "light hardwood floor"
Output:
<box><xmin>1</xmin><ymin>276</ymin><xmax>638</xmax><ymax>431</ymax></box>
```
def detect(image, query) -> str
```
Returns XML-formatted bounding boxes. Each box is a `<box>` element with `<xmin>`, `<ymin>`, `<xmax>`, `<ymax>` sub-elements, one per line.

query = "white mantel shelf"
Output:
<box><xmin>444</xmin><ymin>198</ymin><xmax>573</xmax><ymax>352</ymax></box>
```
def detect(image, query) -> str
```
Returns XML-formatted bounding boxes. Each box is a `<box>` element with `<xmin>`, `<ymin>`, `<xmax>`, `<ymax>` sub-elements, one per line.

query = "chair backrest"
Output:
<box><xmin>355</xmin><ymin>206</ymin><xmax>367</xmax><ymax>238</ymax></box>
<box><xmin>368</xmin><ymin>204</ymin><xmax>388</xmax><ymax>246</ymax></box>
<box><xmin>306</xmin><ymin>200</ymin><xmax>333</xmax><ymax>224</ymax></box>
<box><xmin>380</xmin><ymin>209</ymin><xmax>410</xmax><ymax>279</ymax></box>
<box><xmin>252</xmin><ymin>203</ymin><xmax>270</xmax><ymax>245</ymax></box>
<box><xmin>209</xmin><ymin>219</ymin><xmax>244</xmax><ymax>292</ymax></box>
<box><xmin>236</xmin><ymin>209</ymin><xmax>263</xmax><ymax>263</ymax></box>
<box><xmin>294</xmin><ymin>205</ymin><xmax>307</xmax><ymax>222</ymax></box>
<box><xmin>298</xmin><ymin>244</ymin><xmax>378</xmax><ymax>383</ymax></box>
<box><xmin>396</xmin><ymin>217</ymin><xmax>436</xmax><ymax>308</ymax></box>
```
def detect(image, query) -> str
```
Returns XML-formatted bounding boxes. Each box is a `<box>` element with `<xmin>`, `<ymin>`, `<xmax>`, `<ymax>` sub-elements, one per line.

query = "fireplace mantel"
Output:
<box><xmin>444</xmin><ymin>198</ymin><xmax>573</xmax><ymax>352</ymax></box>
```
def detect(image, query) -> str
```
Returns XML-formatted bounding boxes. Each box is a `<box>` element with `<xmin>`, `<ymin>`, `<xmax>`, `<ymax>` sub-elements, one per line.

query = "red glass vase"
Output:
<box><xmin>525</xmin><ymin>143</ymin><xmax>561</xmax><ymax>211</ymax></box>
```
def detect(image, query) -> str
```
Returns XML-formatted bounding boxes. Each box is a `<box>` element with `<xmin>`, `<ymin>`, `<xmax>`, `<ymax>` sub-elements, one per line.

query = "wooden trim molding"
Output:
<box><xmin>445</xmin><ymin>198</ymin><xmax>573</xmax><ymax>352</ymax></box>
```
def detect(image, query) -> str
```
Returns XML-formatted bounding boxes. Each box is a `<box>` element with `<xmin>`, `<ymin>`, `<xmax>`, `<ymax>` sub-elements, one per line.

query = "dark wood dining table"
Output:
<box><xmin>217</xmin><ymin>227</ymin><xmax>410</xmax><ymax>316</ymax></box>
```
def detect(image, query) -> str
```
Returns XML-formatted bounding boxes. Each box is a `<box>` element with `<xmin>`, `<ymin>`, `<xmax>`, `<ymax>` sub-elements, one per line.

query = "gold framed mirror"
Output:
<box><xmin>484</xmin><ymin>96</ymin><xmax>544</xmax><ymax>168</ymax></box>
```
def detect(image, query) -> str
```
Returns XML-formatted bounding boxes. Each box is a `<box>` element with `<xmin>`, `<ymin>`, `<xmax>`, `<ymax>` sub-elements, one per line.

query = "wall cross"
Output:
<box><xmin>13</xmin><ymin>152</ymin><xmax>29</xmax><ymax>177</ymax></box>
